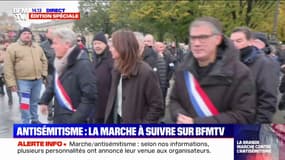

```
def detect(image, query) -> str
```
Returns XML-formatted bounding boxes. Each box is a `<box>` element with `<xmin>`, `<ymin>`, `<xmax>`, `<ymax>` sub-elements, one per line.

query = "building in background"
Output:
<box><xmin>30</xmin><ymin>20</ymin><xmax>93</xmax><ymax>48</ymax></box>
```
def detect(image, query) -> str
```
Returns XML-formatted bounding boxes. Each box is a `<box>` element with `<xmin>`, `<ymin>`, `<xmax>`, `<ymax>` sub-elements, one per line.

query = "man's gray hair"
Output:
<box><xmin>52</xmin><ymin>28</ymin><xmax>76</xmax><ymax>46</ymax></box>
<box><xmin>133</xmin><ymin>31</ymin><xmax>144</xmax><ymax>44</ymax></box>
<box><xmin>190</xmin><ymin>17</ymin><xmax>223</xmax><ymax>35</ymax></box>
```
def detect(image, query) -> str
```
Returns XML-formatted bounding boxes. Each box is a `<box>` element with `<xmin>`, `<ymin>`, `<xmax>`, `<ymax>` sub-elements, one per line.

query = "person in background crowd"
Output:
<box><xmin>39</xmin><ymin>33</ymin><xmax>47</xmax><ymax>43</ymax></box>
<box><xmin>0</xmin><ymin>43</ymin><xmax>5</xmax><ymax>96</ymax></box>
<box><xmin>169</xmin><ymin>17</ymin><xmax>256</xmax><ymax>124</ymax></box>
<box><xmin>105</xmin><ymin>30</ymin><xmax>164</xmax><ymax>123</ymax></box>
<box><xmin>40</xmin><ymin>28</ymin><xmax>55</xmax><ymax>121</ymax></box>
<box><xmin>168</xmin><ymin>42</ymin><xmax>184</xmax><ymax>63</ymax></box>
<box><xmin>142</xmin><ymin>34</ymin><xmax>167</xmax><ymax>102</ymax></box>
<box><xmin>251</xmin><ymin>32</ymin><xmax>281</xmax><ymax>66</ymax></box>
<box><xmin>278</xmin><ymin>44</ymin><xmax>285</xmax><ymax>67</ymax></box>
<box><xmin>154</xmin><ymin>41</ymin><xmax>176</xmax><ymax>83</ymax></box>
<box><xmin>251</xmin><ymin>32</ymin><xmax>272</xmax><ymax>55</ymax></box>
<box><xmin>230</xmin><ymin>27</ymin><xmax>278</xmax><ymax>123</ymax></box>
<box><xmin>4</xmin><ymin>27</ymin><xmax>48</xmax><ymax>124</ymax></box>
<box><xmin>90</xmin><ymin>32</ymin><xmax>113</xmax><ymax>123</ymax></box>
<box><xmin>39</xmin><ymin>29</ymin><xmax>97</xmax><ymax>123</ymax></box>
<box><xmin>278</xmin><ymin>74</ymin><xmax>285</xmax><ymax>110</ymax></box>
<box><xmin>143</xmin><ymin>34</ymin><xmax>160</xmax><ymax>70</ymax></box>
<box><xmin>144</xmin><ymin>34</ymin><xmax>155</xmax><ymax>48</ymax></box>
<box><xmin>0</xmin><ymin>41</ymin><xmax>13</xmax><ymax>106</ymax></box>
<box><xmin>278</xmin><ymin>44</ymin><xmax>285</xmax><ymax>110</ymax></box>
<box><xmin>77</xmin><ymin>35</ymin><xmax>88</xmax><ymax>53</ymax></box>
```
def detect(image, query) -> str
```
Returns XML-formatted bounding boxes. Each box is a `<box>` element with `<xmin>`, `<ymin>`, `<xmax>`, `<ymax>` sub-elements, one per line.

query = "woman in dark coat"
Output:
<box><xmin>104</xmin><ymin>30</ymin><xmax>164</xmax><ymax>123</ymax></box>
<box><xmin>39</xmin><ymin>29</ymin><xmax>97</xmax><ymax>123</ymax></box>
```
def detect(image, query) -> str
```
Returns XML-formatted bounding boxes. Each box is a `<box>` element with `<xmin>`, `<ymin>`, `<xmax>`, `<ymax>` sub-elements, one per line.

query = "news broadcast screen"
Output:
<box><xmin>0</xmin><ymin>1</ymin><xmax>284</xmax><ymax>160</ymax></box>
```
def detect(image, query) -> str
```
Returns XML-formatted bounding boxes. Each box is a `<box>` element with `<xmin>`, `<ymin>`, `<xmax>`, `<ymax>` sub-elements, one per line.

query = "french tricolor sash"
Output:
<box><xmin>54</xmin><ymin>73</ymin><xmax>76</xmax><ymax>112</ymax></box>
<box><xmin>183</xmin><ymin>71</ymin><xmax>219</xmax><ymax>117</ymax></box>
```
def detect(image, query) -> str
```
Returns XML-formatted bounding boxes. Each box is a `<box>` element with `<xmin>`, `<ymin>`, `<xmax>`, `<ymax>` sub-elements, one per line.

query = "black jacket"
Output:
<box><xmin>143</xmin><ymin>46</ymin><xmax>167</xmax><ymax>98</ymax></box>
<box><xmin>240</xmin><ymin>46</ymin><xmax>279</xmax><ymax>123</ymax></box>
<box><xmin>40</xmin><ymin>39</ymin><xmax>55</xmax><ymax>75</ymax></box>
<box><xmin>105</xmin><ymin>61</ymin><xmax>164</xmax><ymax>123</ymax></box>
<box><xmin>92</xmin><ymin>48</ymin><xmax>114</xmax><ymax>122</ymax></box>
<box><xmin>169</xmin><ymin>38</ymin><xmax>256</xmax><ymax>123</ymax></box>
<box><xmin>40</xmin><ymin>46</ymin><xmax>97</xmax><ymax>123</ymax></box>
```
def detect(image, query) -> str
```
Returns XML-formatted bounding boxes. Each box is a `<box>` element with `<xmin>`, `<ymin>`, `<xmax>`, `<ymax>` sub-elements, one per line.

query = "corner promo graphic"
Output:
<box><xmin>12</xmin><ymin>7</ymin><xmax>80</xmax><ymax>21</ymax></box>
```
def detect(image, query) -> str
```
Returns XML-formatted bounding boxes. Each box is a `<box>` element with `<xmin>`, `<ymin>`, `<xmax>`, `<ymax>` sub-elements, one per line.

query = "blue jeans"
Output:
<box><xmin>17</xmin><ymin>79</ymin><xmax>42</xmax><ymax>123</ymax></box>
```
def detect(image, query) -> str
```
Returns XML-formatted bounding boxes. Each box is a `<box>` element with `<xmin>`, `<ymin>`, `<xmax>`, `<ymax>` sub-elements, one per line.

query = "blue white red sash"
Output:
<box><xmin>183</xmin><ymin>71</ymin><xmax>219</xmax><ymax>117</ymax></box>
<box><xmin>54</xmin><ymin>73</ymin><xmax>76</xmax><ymax>112</ymax></box>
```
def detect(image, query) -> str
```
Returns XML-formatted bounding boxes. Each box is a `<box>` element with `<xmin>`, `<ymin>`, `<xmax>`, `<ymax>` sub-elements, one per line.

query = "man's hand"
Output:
<box><xmin>42</xmin><ymin>75</ymin><xmax>48</xmax><ymax>85</ymax></box>
<box><xmin>176</xmin><ymin>113</ymin><xmax>194</xmax><ymax>124</ymax></box>
<box><xmin>10</xmin><ymin>86</ymin><xmax>17</xmax><ymax>92</ymax></box>
<box><xmin>40</xmin><ymin>104</ymin><xmax>49</xmax><ymax>115</ymax></box>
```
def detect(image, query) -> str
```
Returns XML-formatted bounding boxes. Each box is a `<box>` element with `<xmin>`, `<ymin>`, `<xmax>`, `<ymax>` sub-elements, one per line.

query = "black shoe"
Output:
<box><xmin>31</xmin><ymin>120</ymin><xmax>42</xmax><ymax>124</ymax></box>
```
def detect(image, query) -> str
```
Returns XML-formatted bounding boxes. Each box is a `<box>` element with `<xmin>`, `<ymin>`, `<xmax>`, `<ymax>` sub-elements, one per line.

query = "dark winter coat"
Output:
<box><xmin>40</xmin><ymin>39</ymin><xmax>55</xmax><ymax>75</ymax></box>
<box><xmin>240</xmin><ymin>46</ymin><xmax>279</xmax><ymax>123</ymax></box>
<box><xmin>163</xmin><ymin>49</ymin><xmax>177</xmax><ymax>81</ymax></box>
<box><xmin>104</xmin><ymin>61</ymin><xmax>164</xmax><ymax>123</ymax></box>
<box><xmin>39</xmin><ymin>46</ymin><xmax>97</xmax><ymax>123</ymax></box>
<box><xmin>278</xmin><ymin>75</ymin><xmax>285</xmax><ymax>110</ymax></box>
<box><xmin>143</xmin><ymin>46</ymin><xmax>168</xmax><ymax>98</ymax></box>
<box><xmin>169</xmin><ymin>38</ymin><xmax>256</xmax><ymax>124</ymax></box>
<box><xmin>92</xmin><ymin>48</ymin><xmax>114</xmax><ymax>123</ymax></box>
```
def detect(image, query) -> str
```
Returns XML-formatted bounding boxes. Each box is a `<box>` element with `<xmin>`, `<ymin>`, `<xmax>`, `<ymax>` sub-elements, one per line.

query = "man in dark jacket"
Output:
<box><xmin>155</xmin><ymin>42</ymin><xmax>176</xmax><ymax>92</ymax></box>
<box><xmin>143</xmin><ymin>34</ymin><xmax>168</xmax><ymax>101</ymax></box>
<box><xmin>39</xmin><ymin>29</ymin><xmax>97</xmax><ymax>123</ymax></box>
<box><xmin>40</xmin><ymin>28</ymin><xmax>55</xmax><ymax>121</ymax></box>
<box><xmin>251</xmin><ymin>32</ymin><xmax>272</xmax><ymax>56</ymax></box>
<box><xmin>230</xmin><ymin>27</ymin><xmax>278</xmax><ymax>123</ymax></box>
<box><xmin>169</xmin><ymin>17</ymin><xmax>256</xmax><ymax>124</ymax></box>
<box><xmin>40</xmin><ymin>28</ymin><xmax>55</xmax><ymax>77</ymax></box>
<box><xmin>91</xmin><ymin>32</ymin><xmax>113</xmax><ymax>123</ymax></box>
<box><xmin>168</xmin><ymin>42</ymin><xmax>184</xmax><ymax>65</ymax></box>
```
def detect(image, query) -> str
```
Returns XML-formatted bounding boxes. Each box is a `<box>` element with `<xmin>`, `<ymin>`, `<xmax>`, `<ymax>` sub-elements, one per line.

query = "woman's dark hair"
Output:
<box><xmin>111</xmin><ymin>29</ymin><xmax>140</xmax><ymax>76</ymax></box>
<box><xmin>77</xmin><ymin>35</ymin><xmax>86</xmax><ymax>45</ymax></box>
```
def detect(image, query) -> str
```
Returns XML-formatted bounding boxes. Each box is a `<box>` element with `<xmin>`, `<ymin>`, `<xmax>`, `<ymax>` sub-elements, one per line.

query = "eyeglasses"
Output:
<box><xmin>77</xmin><ymin>39</ymin><xmax>82</xmax><ymax>42</ymax></box>
<box><xmin>189</xmin><ymin>34</ymin><xmax>216</xmax><ymax>43</ymax></box>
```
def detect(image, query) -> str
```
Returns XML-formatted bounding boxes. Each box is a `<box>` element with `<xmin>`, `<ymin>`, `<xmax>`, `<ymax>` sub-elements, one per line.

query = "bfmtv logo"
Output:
<box><xmin>12</xmin><ymin>8</ymin><xmax>30</xmax><ymax>21</ymax></box>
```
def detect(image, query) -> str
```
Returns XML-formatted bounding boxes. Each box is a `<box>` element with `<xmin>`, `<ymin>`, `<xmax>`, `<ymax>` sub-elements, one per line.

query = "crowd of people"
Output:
<box><xmin>0</xmin><ymin>16</ymin><xmax>284</xmax><ymax>125</ymax></box>
<box><xmin>1</xmin><ymin>16</ymin><xmax>285</xmax><ymax>159</ymax></box>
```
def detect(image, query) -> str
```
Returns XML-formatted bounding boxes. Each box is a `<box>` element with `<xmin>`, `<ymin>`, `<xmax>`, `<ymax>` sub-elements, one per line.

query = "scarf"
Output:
<box><xmin>54</xmin><ymin>45</ymin><xmax>76</xmax><ymax>76</ymax></box>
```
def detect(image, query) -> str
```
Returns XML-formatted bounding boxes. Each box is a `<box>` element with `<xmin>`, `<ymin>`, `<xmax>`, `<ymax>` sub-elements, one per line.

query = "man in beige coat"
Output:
<box><xmin>4</xmin><ymin>27</ymin><xmax>48</xmax><ymax>123</ymax></box>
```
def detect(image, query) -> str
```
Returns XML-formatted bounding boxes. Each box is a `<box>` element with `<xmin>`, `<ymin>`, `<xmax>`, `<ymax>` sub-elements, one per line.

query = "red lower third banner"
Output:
<box><xmin>28</xmin><ymin>12</ymin><xmax>80</xmax><ymax>20</ymax></box>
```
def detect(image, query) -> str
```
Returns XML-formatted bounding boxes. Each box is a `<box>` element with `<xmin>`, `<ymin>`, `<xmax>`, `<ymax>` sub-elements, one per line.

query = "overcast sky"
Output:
<box><xmin>0</xmin><ymin>1</ymin><xmax>79</xmax><ymax>27</ymax></box>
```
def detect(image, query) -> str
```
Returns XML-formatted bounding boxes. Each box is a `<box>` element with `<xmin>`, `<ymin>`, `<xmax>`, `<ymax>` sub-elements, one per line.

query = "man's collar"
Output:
<box><xmin>17</xmin><ymin>39</ymin><xmax>35</xmax><ymax>47</ymax></box>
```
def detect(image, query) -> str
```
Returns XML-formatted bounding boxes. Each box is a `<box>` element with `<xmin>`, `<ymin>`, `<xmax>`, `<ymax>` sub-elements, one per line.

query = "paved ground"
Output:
<box><xmin>0</xmin><ymin>87</ymin><xmax>48</xmax><ymax>138</ymax></box>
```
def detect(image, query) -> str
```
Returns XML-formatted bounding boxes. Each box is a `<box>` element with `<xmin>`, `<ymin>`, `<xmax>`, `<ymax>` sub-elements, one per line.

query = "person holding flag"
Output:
<box><xmin>168</xmin><ymin>17</ymin><xmax>256</xmax><ymax>124</ymax></box>
<box><xmin>39</xmin><ymin>28</ymin><xmax>97</xmax><ymax>123</ymax></box>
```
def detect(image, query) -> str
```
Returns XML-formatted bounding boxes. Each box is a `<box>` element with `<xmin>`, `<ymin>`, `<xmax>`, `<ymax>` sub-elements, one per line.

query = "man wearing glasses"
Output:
<box><xmin>168</xmin><ymin>17</ymin><xmax>256</xmax><ymax>124</ymax></box>
<box><xmin>77</xmin><ymin>35</ymin><xmax>89</xmax><ymax>54</ymax></box>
